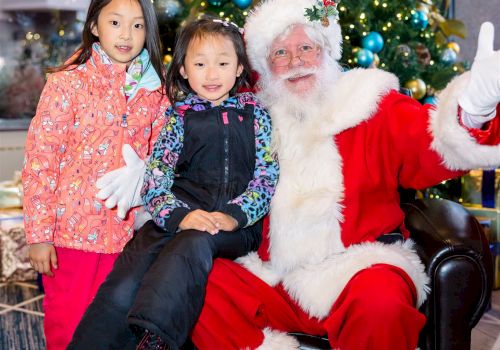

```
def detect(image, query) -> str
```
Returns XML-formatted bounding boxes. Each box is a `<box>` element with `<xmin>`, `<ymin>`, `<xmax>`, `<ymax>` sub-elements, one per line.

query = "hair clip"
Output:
<box><xmin>212</xmin><ymin>19</ymin><xmax>245</xmax><ymax>35</ymax></box>
<box><xmin>304</xmin><ymin>0</ymin><xmax>340</xmax><ymax>27</ymax></box>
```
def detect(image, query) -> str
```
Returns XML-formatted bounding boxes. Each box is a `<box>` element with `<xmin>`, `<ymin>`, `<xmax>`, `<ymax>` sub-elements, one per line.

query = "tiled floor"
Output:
<box><xmin>0</xmin><ymin>281</ymin><xmax>499</xmax><ymax>350</ymax></box>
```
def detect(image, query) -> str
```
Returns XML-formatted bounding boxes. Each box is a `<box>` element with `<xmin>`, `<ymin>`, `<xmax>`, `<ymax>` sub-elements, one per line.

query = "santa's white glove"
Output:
<box><xmin>458</xmin><ymin>22</ymin><xmax>500</xmax><ymax>117</ymax></box>
<box><xmin>96</xmin><ymin>144</ymin><xmax>146</xmax><ymax>219</ymax></box>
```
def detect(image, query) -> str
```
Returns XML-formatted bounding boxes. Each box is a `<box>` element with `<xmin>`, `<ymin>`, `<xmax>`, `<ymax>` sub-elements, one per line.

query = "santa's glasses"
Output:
<box><xmin>270</xmin><ymin>44</ymin><xmax>321</xmax><ymax>67</ymax></box>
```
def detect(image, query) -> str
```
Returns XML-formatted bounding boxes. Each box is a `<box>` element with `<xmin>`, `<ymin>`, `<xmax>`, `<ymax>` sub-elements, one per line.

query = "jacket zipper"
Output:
<box><xmin>221</xmin><ymin>110</ymin><xmax>230</xmax><ymax>200</ymax></box>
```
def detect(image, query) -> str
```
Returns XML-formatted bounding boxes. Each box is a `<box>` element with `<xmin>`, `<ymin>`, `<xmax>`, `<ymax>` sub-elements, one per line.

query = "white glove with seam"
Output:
<box><xmin>458</xmin><ymin>22</ymin><xmax>500</xmax><ymax>117</ymax></box>
<box><xmin>96</xmin><ymin>144</ymin><xmax>146</xmax><ymax>219</ymax></box>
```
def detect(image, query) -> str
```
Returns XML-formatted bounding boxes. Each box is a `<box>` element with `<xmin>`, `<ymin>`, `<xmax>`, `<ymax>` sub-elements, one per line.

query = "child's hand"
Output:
<box><xmin>29</xmin><ymin>243</ymin><xmax>58</xmax><ymax>277</ymax></box>
<box><xmin>179</xmin><ymin>209</ymin><xmax>220</xmax><ymax>234</ymax></box>
<box><xmin>210</xmin><ymin>212</ymin><xmax>238</xmax><ymax>232</ymax></box>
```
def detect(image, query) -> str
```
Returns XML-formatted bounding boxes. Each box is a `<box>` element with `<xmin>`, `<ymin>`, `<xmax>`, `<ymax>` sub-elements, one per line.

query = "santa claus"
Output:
<box><xmin>186</xmin><ymin>0</ymin><xmax>500</xmax><ymax>349</ymax></box>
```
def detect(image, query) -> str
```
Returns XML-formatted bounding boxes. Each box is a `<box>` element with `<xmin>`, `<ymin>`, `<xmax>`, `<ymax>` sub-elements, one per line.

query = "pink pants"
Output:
<box><xmin>42</xmin><ymin>247</ymin><xmax>119</xmax><ymax>350</ymax></box>
<box><xmin>192</xmin><ymin>260</ymin><xmax>426</xmax><ymax>350</ymax></box>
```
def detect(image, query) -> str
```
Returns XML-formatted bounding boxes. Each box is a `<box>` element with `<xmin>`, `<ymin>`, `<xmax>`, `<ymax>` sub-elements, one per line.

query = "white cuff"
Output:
<box><xmin>430</xmin><ymin>73</ymin><xmax>500</xmax><ymax>170</ymax></box>
<box><xmin>460</xmin><ymin>109</ymin><xmax>496</xmax><ymax>129</ymax></box>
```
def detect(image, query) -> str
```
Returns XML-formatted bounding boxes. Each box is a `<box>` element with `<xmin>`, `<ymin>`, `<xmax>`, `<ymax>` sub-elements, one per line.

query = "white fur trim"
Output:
<box><xmin>254</xmin><ymin>328</ymin><xmax>300</xmax><ymax>350</ymax></box>
<box><xmin>282</xmin><ymin>240</ymin><xmax>430</xmax><ymax>319</ymax></box>
<box><xmin>430</xmin><ymin>72</ymin><xmax>500</xmax><ymax>170</ymax></box>
<box><xmin>267</xmin><ymin>68</ymin><xmax>399</xmax><ymax>273</ymax></box>
<box><xmin>244</xmin><ymin>0</ymin><xmax>342</xmax><ymax>75</ymax></box>
<box><xmin>236</xmin><ymin>252</ymin><xmax>282</xmax><ymax>286</ymax></box>
<box><xmin>328</xmin><ymin>69</ymin><xmax>400</xmax><ymax>134</ymax></box>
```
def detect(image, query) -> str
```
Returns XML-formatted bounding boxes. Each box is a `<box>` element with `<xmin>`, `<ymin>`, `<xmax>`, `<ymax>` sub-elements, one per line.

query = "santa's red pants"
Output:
<box><xmin>42</xmin><ymin>247</ymin><xmax>119</xmax><ymax>350</ymax></box>
<box><xmin>191</xmin><ymin>259</ymin><xmax>426</xmax><ymax>350</ymax></box>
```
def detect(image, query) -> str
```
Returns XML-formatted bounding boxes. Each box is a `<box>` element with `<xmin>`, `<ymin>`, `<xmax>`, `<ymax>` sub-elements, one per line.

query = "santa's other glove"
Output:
<box><xmin>458</xmin><ymin>22</ymin><xmax>500</xmax><ymax>117</ymax></box>
<box><xmin>96</xmin><ymin>144</ymin><xmax>146</xmax><ymax>219</ymax></box>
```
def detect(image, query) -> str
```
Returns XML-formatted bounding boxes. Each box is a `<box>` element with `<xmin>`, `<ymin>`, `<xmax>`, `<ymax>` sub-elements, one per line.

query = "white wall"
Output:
<box><xmin>455</xmin><ymin>0</ymin><xmax>500</xmax><ymax>62</ymax></box>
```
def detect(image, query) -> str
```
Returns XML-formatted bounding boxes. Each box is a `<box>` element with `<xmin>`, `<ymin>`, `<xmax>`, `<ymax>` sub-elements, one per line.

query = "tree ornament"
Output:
<box><xmin>440</xmin><ymin>48</ymin><xmax>457</xmax><ymax>65</ymax></box>
<box><xmin>446</xmin><ymin>41</ymin><xmax>460</xmax><ymax>54</ymax></box>
<box><xmin>411</xmin><ymin>10</ymin><xmax>429</xmax><ymax>30</ymax></box>
<box><xmin>404</xmin><ymin>78</ymin><xmax>427</xmax><ymax>100</ymax></box>
<box><xmin>415</xmin><ymin>43</ymin><xmax>431</xmax><ymax>66</ymax></box>
<box><xmin>423</xmin><ymin>95</ymin><xmax>437</xmax><ymax>105</ymax></box>
<box><xmin>361</xmin><ymin>32</ymin><xmax>384</xmax><ymax>54</ymax></box>
<box><xmin>356</xmin><ymin>48</ymin><xmax>374</xmax><ymax>68</ymax></box>
<box><xmin>395</xmin><ymin>44</ymin><xmax>412</xmax><ymax>57</ymax></box>
<box><xmin>232</xmin><ymin>0</ymin><xmax>252</xmax><ymax>10</ymax></box>
<box><xmin>155</xmin><ymin>0</ymin><xmax>182</xmax><ymax>20</ymax></box>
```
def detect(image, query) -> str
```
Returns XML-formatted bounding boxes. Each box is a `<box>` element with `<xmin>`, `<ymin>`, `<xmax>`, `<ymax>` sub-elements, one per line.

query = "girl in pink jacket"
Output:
<box><xmin>22</xmin><ymin>0</ymin><xmax>168</xmax><ymax>349</ymax></box>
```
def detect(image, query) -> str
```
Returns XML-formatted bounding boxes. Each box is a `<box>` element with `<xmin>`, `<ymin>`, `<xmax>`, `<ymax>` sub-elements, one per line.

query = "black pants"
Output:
<box><xmin>68</xmin><ymin>220</ymin><xmax>261</xmax><ymax>350</ymax></box>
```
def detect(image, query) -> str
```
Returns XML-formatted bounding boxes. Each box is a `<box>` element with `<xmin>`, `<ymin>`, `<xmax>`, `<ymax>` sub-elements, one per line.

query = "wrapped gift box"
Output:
<box><xmin>0</xmin><ymin>210</ymin><xmax>37</xmax><ymax>282</ymax></box>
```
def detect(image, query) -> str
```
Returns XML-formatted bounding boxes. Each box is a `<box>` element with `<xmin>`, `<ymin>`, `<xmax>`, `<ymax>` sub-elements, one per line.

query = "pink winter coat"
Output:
<box><xmin>22</xmin><ymin>48</ymin><xmax>169</xmax><ymax>253</ymax></box>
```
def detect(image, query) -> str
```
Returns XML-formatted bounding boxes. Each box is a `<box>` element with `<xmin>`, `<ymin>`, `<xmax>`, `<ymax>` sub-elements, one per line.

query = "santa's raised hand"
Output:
<box><xmin>458</xmin><ymin>22</ymin><xmax>500</xmax><ymax>117</ymax></box>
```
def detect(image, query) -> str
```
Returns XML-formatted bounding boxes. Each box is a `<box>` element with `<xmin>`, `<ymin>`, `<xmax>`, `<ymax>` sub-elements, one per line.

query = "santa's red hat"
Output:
<box><xmin>244</xmin><ymin>0</ymin><xmax>343</xmax><ymax>75</ymax></box>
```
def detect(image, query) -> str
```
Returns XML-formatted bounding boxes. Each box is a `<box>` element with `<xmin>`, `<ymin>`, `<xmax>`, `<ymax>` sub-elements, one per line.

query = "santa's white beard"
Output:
<box><xmin>257</xmin><ymin>58</ymin><xmax>342</xmax><ymax>122</ymax></box>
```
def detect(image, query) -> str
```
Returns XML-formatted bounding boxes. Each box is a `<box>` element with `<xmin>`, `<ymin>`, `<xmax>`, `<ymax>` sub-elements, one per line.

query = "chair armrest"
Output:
<box><xmin>402</xmin><ymin>198</ymin><xmax>494</xmax><ymax>350</ymax></box>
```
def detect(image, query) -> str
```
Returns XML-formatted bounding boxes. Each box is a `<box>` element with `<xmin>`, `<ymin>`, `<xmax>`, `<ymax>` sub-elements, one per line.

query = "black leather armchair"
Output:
<box><xmin>293</xmin><ymin>198</ymin><xmax>494</xmax><ymax>350</ymax></box>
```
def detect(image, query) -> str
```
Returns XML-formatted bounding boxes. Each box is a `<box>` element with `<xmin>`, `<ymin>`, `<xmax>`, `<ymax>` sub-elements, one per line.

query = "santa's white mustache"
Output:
<box><xmin>279</xmin><ymin>67</ymin><xmax>318</xmax><ymax>81</ymax></box>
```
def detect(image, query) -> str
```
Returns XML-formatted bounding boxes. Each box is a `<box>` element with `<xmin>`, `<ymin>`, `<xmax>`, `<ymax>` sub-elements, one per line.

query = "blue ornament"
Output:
<box><xmin>411</xmin><ymin>10</ymin><xmax>429</xmax><ymax>30</ymax></box>
<box><xmin>232</xmin><ymin>0</ymin><xmax>252</xmax><ymax>9</ymax></box>
<box><xmin>361</xmin><ymin>32</ymin><xmax>384</xmax><ymax>54</ymax></box>
<box><xmin>440</xmin><ymin>48</ymin><xmax>457</xmax><ymax>65</ymax></box>
<box><xmin>356</xmin><ymin>48</ymin><xmax>374</xmax><ymax>68</ymax></box>
<box><xmin>422</xmin><ymin>96</ymin><xmax>437</xmax><ymax>105</ymax></box>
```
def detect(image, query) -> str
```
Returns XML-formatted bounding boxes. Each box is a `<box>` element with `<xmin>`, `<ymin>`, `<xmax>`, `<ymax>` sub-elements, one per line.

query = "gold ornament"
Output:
<box><xmin>405</xmin><ymin>78</ymin><xmax>427</xmax><ymax>100</ymax></box>
<box><xmin>447</xmin><ymin>41</ymin><xmax>460</xmax><ymax>54</ymax></box>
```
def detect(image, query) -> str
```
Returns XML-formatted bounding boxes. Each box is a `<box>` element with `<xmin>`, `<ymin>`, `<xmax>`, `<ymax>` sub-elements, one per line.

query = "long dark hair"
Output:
<box><xmin>166</xmin><ymin>15</ymin><xmax>253</xmax><ymax>106</ymax></box>
<box><xmin>49</xmin><ymin>0</ymin><xmax>166</xmax><ymax>90</ymax></box>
